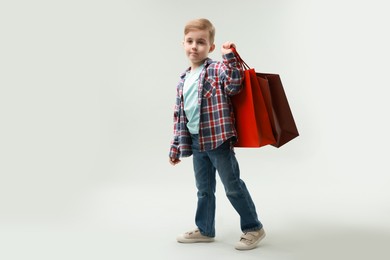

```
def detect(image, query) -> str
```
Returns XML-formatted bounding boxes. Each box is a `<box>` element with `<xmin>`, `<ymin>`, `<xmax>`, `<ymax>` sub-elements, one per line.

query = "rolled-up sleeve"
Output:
<box><xmin>221</xmin><ymin>52</ymin><xmax>244</xmax><ymax>96</ymax></box>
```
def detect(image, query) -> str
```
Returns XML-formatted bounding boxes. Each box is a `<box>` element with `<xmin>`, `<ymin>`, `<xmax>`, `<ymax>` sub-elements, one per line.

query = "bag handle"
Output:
<box><xmin>231</xmin><ymin>47</ymin><xmax>250</xmax><ymax>70</ymax></box>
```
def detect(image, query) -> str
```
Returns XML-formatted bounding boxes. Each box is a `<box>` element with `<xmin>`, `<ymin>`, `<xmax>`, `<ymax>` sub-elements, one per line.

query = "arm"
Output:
<box><xmin>220</xmin><ymin>42</ymin><xmax>244</xmax><ymax>96</ymax></box>
<box><xmin>169</xmin><ymin>87</ymin><xmax>182</xmax><ymax>165</ymax></box>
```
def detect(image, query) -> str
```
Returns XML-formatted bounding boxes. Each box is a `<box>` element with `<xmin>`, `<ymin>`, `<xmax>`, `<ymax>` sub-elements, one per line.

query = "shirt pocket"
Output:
<box><xmin>203</xmin><ymin>77</ymin><xmax>217</xmax><ymax>98</ymax></box>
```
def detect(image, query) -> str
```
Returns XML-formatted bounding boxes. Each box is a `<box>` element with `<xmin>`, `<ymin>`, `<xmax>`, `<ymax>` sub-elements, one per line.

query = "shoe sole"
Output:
<box><xmin>177</xmin><ymin>237</ymin><xmax>215</xmax><ymax>243</ymax></box>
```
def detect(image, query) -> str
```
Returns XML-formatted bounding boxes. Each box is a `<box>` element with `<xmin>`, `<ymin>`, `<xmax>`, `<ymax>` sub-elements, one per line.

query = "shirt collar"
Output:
<box><xmin>180</xmin><ymin>58</ymin><xmax>212</xmax><ymax>79</ymax></box>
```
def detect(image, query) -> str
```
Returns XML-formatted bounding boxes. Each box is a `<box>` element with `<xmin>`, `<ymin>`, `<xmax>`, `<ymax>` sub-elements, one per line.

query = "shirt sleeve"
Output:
<box><xmin>169</xmin><ymin>87</ymin><xmax>181</xmax><ymax>159</ymax></box>
<box><xmin>220</xmin><ymin>52</ymin><xmax>244</xmax><ymax>96</ymax></box>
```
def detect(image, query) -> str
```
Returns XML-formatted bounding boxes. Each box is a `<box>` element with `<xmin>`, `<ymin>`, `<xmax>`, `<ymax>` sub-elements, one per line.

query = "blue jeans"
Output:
<box><xmin>191</xmin><ymin>134</ymin><xmax>262</xmax><ymax>237</ymax></box>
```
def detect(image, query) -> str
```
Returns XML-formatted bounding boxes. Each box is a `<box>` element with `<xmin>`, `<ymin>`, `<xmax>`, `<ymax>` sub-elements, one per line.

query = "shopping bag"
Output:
<box><xmin>256</xmin><ymin>73</ymin><xmax>299</xmax><ymax>147</ymax></box>
<box><xmin>230</xmin><ymin>51</ymin><xmax>276</xmax><ymax>147</ymax></box>
<box><xmin>230</xmin><ymin>48</ymin><xmax>299</xmax><ymax>148</ymax></box>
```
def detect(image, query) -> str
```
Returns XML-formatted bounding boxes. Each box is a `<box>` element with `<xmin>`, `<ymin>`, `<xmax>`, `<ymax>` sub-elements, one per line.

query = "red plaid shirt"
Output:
<box><xmin>169</xmin><ymin>52</ymin><xmax>244</xmax><ymax>159</ymax></box>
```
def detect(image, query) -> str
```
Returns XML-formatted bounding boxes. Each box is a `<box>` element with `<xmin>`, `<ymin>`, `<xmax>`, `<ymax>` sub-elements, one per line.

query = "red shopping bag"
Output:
<box><xmin>230</xmin><ymin>50</ymin><xmax>276</xmax><ymax>147</ymax></box>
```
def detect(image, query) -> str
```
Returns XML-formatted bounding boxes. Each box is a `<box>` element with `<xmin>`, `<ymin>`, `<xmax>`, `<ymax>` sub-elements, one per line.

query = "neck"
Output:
<box><xmin>191</xmin><ymin>59</ymin><xmax>206</xmax><ymax>70</ymax></box>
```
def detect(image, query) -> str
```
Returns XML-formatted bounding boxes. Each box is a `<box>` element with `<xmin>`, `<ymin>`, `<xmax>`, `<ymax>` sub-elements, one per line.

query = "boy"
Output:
<box><xmin>169</xmin><ymin>18</ymin><xmax>265</xmax><ymax>250</ymax></box>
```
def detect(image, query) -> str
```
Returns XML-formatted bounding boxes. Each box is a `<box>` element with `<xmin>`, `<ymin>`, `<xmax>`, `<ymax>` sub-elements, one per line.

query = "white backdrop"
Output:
<box><xmin>1</xmin><ymin>0</ymin><xmax>389</xmax><ymax>259</ymax></box>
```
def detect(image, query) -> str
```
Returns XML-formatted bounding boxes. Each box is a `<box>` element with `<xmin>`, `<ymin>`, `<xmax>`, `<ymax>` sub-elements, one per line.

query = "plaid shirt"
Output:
<box><xmin>169</xmin><ymin>52</ymin><xmax>244</xmax><ymax>159</ymax></box>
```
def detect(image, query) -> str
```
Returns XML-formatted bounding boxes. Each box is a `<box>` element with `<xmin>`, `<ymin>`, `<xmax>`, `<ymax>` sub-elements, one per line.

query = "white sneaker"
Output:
<box><xmin>235</xmin><ymin>228</ymin><xmax>266</xmax><ymax>250</ymax></box>
<box><xmin>177</xmin><ymin>229</ymin><xmax>215</xmax><ymax>243</ymax></box>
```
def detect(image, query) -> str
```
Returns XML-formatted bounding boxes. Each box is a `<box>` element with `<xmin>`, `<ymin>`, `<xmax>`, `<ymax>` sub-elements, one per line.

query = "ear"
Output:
<box><xmin>209</xmin><ymin>44</ymin><xmax>215</xmax><ymax>53</ymax></box>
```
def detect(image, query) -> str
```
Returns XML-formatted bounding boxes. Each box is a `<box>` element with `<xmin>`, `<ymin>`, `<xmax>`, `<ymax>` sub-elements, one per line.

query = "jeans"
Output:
<box><xmin>191</xmin><ymin>134</ymin><xmax>262</xmax><ymax>237</ymax></box>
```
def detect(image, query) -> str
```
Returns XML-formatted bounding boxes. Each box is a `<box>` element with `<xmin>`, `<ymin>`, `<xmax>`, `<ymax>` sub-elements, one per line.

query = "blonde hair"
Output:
<box><xmin>184</xmin><ymin>18</ymin><xmax>215</xmax><ymax>45</ymax></box>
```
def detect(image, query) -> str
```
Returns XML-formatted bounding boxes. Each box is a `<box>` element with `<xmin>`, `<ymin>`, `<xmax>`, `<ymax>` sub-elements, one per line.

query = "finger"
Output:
<box><xmin>169</xmin><ymin>158</ymin><xmax>180</xmax><ymax>165</ymax></box>
<box><xmin>226</xmin><ymin>42</ymin><xmax>235</xmax><ymax>49</ymax></box>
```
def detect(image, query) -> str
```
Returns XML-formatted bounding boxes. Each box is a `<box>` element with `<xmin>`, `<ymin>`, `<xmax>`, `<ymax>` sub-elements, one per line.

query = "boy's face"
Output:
<box><xmin>183</xmin><ymin>29</ymin><xmax>215</xmax><ymax>68</ymax></box>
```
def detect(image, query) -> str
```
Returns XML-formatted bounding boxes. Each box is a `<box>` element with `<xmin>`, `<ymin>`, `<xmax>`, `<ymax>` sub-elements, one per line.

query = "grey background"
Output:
<box><xmin>1</xmin><ymin>0</ymin><xmax>389</xmax><ymax>259</ymax></box>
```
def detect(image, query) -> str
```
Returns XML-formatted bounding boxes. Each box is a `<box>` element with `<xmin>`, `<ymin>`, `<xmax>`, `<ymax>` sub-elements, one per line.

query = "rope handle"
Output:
<box><xmin>231</xmin><ymin>47</ymin><xmax>250</xmax><ymax>70</ymax></box>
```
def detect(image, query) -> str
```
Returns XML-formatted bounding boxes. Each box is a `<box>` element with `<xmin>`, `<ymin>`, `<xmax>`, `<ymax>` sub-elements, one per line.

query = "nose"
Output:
<box><xmin>191</xmin><ymin>42</ymin><xmax>197</xmax><ymax>50</ymax></box>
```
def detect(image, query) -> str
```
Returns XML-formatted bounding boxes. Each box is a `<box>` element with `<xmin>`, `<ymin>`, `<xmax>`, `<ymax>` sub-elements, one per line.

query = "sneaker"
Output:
<box><xmin>177</xmin><ymin>229</ymin><xmax>215</xmax><ymax>243</ymax></box>
<box><xmin>235</xmin><ymin>228</ymin><xmax>266</xmax><ymax>250</ymax></box>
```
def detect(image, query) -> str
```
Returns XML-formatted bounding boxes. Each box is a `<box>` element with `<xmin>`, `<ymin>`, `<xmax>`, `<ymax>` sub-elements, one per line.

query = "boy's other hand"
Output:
<box><xmin>221</xmin><ymin>41</ymin><xmax>236</xmax><ymax>55</ymax></box>
<box><xmin>169</xmin><ymin>157</ymin><xmax>181</xmax><ymax>166</ymax></box>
